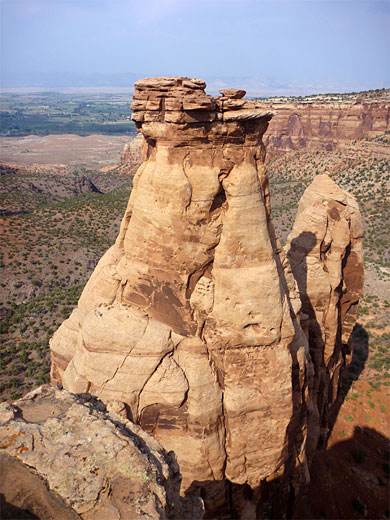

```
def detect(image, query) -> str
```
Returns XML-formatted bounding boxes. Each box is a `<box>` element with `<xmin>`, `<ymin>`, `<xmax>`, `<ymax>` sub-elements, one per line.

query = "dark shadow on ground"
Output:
<box><xmin>328</xmin><ymin>323</ymin><xmax>369</xmax><ymax>435</ymax></box>
<box><xmin>293</xmin><ymin>426</ymin><xmax>390</xmax><ymax>519</ymax></box>
<box><xmin>185</xmin><ymin>426</ymin><xmax>389</xmax><ymax>520</ymax></box>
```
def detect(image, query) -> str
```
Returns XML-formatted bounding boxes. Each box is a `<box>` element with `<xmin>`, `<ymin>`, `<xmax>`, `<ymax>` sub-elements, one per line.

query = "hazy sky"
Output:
<box><xmin>1</xmin><ymin>0</ymin><xmax>389</xmax><ymax>92</ymax></box>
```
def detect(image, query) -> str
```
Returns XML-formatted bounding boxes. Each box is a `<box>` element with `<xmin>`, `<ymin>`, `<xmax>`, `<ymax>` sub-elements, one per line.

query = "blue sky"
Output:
<box><xmin>1</xmin><ymin>0</ymin><xmax>389</xmax><ymax>94</ymax></box>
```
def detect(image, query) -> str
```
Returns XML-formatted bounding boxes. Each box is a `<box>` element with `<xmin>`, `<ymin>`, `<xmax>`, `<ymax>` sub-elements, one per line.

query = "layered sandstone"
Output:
<box><xmin>119</xmin><ymin>133</ymin><xmax>146</xmax><ymax>175</ymax></box>
<box><xmin>263</xmin><ymin>98</ymin><xmax>390</xmax><ymax>158</ymax></box>
<box><xmin>0</xmin><ymin>385</ymin><xmax>203</xmax><ymax>520</ymax></box>
<box><xmin>50</xmin><ymin>77</ymin><xmax>308</xmax><ymax>512</ymax></box>
<box><xmin>120</xmin><ymin>94</ymin><xmax>390</xmax><ymax>174</ymax></box>
<box><xmin>287</xmin><ymin>174</ymin><xmax>364</xmax><ymax>447</ymax></box>
<box><xmin>50</xmin><ymin>77</ymin><xmax>363</xmax><ymax>517</ymax></box>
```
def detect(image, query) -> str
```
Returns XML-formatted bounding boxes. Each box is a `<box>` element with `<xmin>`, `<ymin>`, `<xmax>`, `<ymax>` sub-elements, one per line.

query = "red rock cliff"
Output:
<box><xmin>263</xmin><ymin>97</ymin><xmax>390</xmax><ymax>158</ymax></box>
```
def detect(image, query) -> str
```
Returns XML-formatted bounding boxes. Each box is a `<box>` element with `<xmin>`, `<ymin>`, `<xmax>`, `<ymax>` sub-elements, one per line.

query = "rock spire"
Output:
<box><xmin>49</xmin><ymin>77</ymin><xmax>364</xmax><ymax>517</ymax></box>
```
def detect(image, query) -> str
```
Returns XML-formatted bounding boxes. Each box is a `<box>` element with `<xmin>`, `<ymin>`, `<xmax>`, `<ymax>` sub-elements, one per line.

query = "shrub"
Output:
<box><xmin>352</xmin><ymin>448</ymin><xmax>367</xmax><ymax>464</ymax></box>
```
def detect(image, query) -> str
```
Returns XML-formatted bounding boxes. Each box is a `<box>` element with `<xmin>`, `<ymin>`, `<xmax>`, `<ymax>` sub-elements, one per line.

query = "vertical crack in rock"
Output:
<box><xmin>98</xmin><ymin>315</ymin><xmax>149</xmax><ymax>396</ymax></box>
<box><xmin>50</xmin><ymin>78</ymin><xmax>364</xmax><ymax>518</ymax></box>
<box><xmin>181</xmin><ymin>150</ymin><xmax>193</xmax><ymax>216</ymax></box>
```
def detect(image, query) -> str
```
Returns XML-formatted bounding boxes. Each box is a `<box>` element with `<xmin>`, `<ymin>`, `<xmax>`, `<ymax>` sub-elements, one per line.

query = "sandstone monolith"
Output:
<box><xmin>50</xmin><ymin>77</ymin><xmax>309</xmax><ymax>515</ymax></box>
<box><xmin>50</xmin><ymin>77</ymin><xmax>364</xmax><ymax>518</ymax></box>
<box><xmin>287</xmin><ymin>173</ymin><xmax>364</xmax><ymax>449</ymax></box>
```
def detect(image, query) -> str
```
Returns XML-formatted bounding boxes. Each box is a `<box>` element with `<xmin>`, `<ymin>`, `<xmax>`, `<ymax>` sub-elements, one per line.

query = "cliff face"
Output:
<box><xmin>263</xmin><ymin>99</ymin><xmax>390</xmax><ymax>158</ymax></box>
<box><xmin>119</xmin><ymin>96</ymin><xmax>390</xmax><ymax>174</ymax></box>
<box><xmin>118</xmin><ymin>133</ymin><xmax>146</xmax><ymax>175</ymax></box>
<box><xmin>50</xmin><ymin>77</ymin><xmax>364</xmax><ymax>518</ymax></box>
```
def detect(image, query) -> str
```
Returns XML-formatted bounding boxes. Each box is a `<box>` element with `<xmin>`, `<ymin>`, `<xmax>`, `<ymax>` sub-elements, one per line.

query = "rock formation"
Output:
<box><xmin>262</xmin><ymin>97</ymin><xmax>390</xmax><ymax>158</ymax></box>
<box><xmin>119</xmin><ymin>133</ymin><xmax>146</xmax><ymax>175</ymax></box>
<box><xmin>119</xmin><ymin>93</ymin><xmax>390</xmax><ymax>174</ymax></box>
<box><xmin>49</xmin><ymin>77</ymin><xmax>364</xmax><ymax>518</ymax></box>
<box><xmin>71</xmin><ymin>176</ymin><xmax>102</xmax><ymax>195</ymax></box>
<box><xmin>287</xmin><ymin>174</ymin><xmax>364</xmax><ymax>447</ymax></box>
<box><xmin>0</xmin><ymin>385</ymin><xmax>203</xmax><ymax>520</ymax></box>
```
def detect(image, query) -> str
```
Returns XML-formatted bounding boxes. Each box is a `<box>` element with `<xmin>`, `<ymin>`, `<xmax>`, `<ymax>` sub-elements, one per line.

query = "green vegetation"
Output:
<box><xmin>0</xmin><ymin>169</ymin><xmax>132</xmax><ymax>399</ymax></box>
<box><xmin>268</xmin><ymin>152</ymin><xmax>390</xmax><ymax>271</ymax></box>
<box><xmin>253</xmin><ymin>88</ymin><xmax>389</xmax><ymax>104</ymax></box>
<box><xmin>0</xmin><ymin>92</ymin><xmax>136</xmax><ymax>136</ymax></box>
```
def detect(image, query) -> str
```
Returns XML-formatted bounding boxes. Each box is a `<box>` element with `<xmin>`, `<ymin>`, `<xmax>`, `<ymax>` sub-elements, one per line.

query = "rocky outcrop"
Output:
<box><xmin>0</xmin><ymin>162</ymin><xmax>69</xmax><ymax>176</ymax></box>
<box><xmin>50</xmin><ymin>77</ymin><xmax>364</xmax><ymax>518</ymax></box>
<box><xmin>0</xmin><ymin>385</ymin><xmax>203</xmax><ymax>520</ymax></box>
<box><xmin>262</xmin><ymin>99</ymin><xmax>390</xmax><ymax>158</ymax></box>
<box><xmin>287</xmin><ymin>174</ymin><xmax>364</xmax><ymax>448</ymax></box>
<box><xmin>119</xmin><ymin>133</ymin><xmax>146</xmax><ymax>175</ymax></box>
<box><xmin>71</xmin><ymin>176</ymin><xmax>102</xmax><ymax>195</ymax></box>
<box><xmin>119</xmin><ymin>95</ymin><xmax>390</xmax><ymax>172</ymax></box>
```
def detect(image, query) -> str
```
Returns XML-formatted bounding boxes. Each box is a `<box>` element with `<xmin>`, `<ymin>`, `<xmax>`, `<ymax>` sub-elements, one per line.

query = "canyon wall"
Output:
<box><xmin>49</xmin><ymin>78</ymin><xmax>364</xmax><ymax>518</ymax></box>
<box><xmin>263</xmin><ymin>98</ymin><xmax>390</xmax><ymax>158</ymax></box>
<box><xmin>118</xmin><ymin>133</ymin><xmax>146</xmax><ymax>175</ymax></box>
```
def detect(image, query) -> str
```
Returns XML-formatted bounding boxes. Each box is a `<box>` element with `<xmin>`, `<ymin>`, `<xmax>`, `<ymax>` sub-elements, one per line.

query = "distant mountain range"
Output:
<box><xmin>1</xmin><ymin>71</ymin><xmax>389</xmax><ymax>97</ymax></box>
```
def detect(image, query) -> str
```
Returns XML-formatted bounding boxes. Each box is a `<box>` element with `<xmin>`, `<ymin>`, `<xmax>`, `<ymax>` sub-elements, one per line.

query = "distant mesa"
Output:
<box><xmin>261</xmin><ymin>93</ymin><xmax>390</xmax><ymax>159</ymax></box>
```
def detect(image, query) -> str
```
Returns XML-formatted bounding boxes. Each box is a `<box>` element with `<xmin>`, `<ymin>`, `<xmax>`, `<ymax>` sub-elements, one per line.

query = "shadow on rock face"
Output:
<box><xmin>184</xmin><ymin>479</ymin><xmax>265</xmax><ymax>520</ymax></box>
<box><xmin>0</xmin><ymin>452</ymin><xmax>80</xmax><ymax>520</ymax></box>
<box><xmin>287</xmin><ymin>230</ymin><xmax>368</xmax><ymax>447</ymax></box>
<box><xmin>0</xmin><ymin>494</ymin><xmax>40</xmax><ymax>520</ymax></box>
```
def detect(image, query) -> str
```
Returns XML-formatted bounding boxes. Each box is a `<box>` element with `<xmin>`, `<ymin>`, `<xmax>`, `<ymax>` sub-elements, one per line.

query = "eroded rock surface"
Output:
<box><xmin>50</xmin><ymin>78</ymin><xmax>364</xmax><ymax>517</ymax></box>
<box><xmin>120</xmin><ymin>93</ymin><xmax>390</xmax><ymax>173</ymax></box>
<box><xmin>119</xmin><ymin>133</ymin><xmax>146</xmax><ymax>175</ymax></box>
<box><xmin>287</xmin><ymin>174</ymin><xmax>364</xmax><ymax>448</ymax></box>
<box><xmin>0</xmin><ymin>385</ymin><xmax>203</xmax><ymax>520</ymax></box>
<box><xmin>263</xmin><ymin>98</ymin><xmax>390</xmax><ymax>158</ymax></box>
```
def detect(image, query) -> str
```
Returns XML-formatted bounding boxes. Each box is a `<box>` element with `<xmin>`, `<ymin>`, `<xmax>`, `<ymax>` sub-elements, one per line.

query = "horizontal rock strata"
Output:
<box><xmin>119</xmin><ymin>94</ymin><xmax>390</xmax><ymax>175</ymax></box>
<box><xmin>263</xmin><ymin>98</ymin><xmax>390</xmax><ymax>158</ymax></box>
<box><xmin>50</xmin><ymin>78</ymin><xmax>308</xmax><ymax>511</ymax></box>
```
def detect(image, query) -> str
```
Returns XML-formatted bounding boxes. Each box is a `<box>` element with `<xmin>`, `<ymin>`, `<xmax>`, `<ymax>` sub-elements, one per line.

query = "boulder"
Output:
<box><xmin>0</xmin><ymin>385</ymin><xmax>203</xmax><ymax>520</ymax></box>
